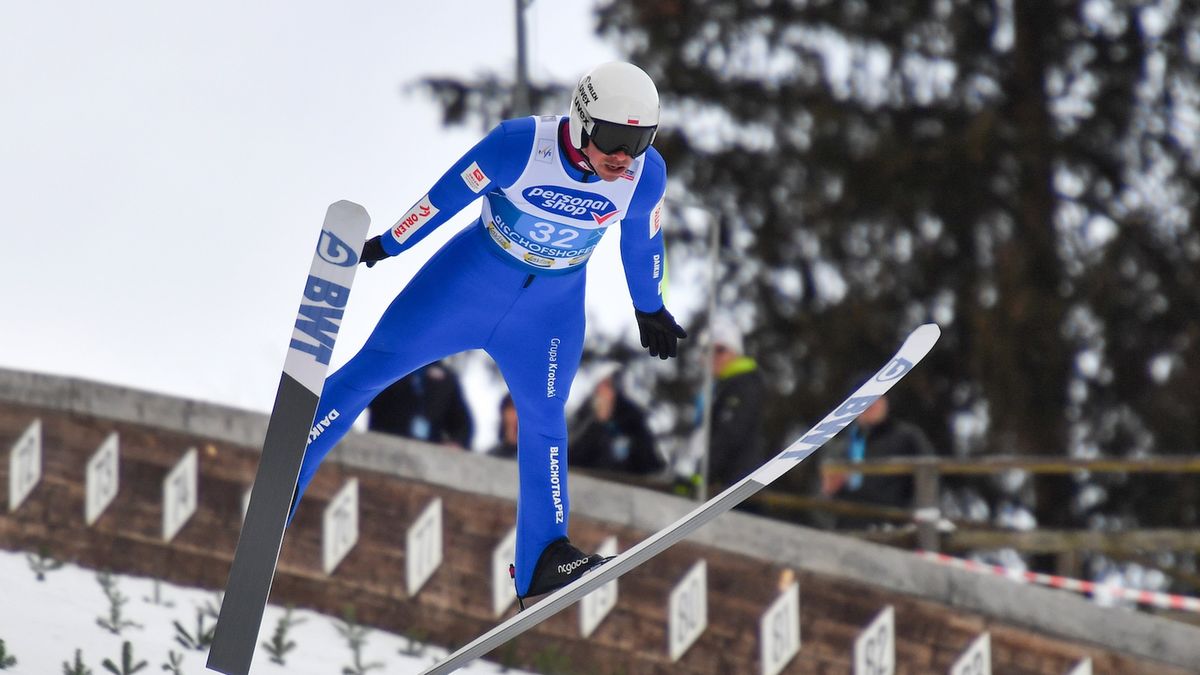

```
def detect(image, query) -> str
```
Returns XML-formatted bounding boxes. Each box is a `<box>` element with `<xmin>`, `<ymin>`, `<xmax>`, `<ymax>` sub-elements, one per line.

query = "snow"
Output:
<box><xmin>0</xmin><ymin>548</ymin><xmax>531</xmax><ymax>675</ymax></box>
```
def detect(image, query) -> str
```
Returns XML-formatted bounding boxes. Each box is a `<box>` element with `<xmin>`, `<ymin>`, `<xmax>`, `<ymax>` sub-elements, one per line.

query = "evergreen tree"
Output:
<box><xmin>592</xmin><ymin>0</ymin><xmax>1200</xmax><ymax>529</ymax></box>
<box><xmin>418</xmin><ymin>1</ymin><xmax>1199</xmax><ymax>533</ymax></box>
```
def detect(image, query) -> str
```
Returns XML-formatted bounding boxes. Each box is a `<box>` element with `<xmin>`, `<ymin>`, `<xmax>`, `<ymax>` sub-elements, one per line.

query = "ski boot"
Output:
<box><xmin>509</xmin><ymin>537</ymin><xmax>612</xmax><ymax>610</ymax></box>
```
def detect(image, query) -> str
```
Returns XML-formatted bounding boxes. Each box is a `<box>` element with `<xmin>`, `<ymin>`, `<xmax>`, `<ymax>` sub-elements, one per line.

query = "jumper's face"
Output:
<box><xmin>582</xmin><ymin>143</ymin><xmax>633</xmax><ymax>182</ymax></box>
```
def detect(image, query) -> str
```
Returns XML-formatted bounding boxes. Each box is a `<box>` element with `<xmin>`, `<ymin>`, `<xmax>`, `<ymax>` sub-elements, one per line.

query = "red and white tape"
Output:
<box><xmin>917</xmin><ymin>550</ymin><xmax>1200</xmax><ymax>613</ymax></box>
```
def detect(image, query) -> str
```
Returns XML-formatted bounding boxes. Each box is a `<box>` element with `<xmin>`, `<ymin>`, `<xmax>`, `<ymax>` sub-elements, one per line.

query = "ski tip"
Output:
<box><xmin>898</xmin><ymin>323</ymin><xmax>941</xmax><ymax>360</ymax></box>
<box><xmin>914</xmin><ymin>322</ymin><xmax>941</xmax><ymax>340</ymax></box>
<box><xmin>328</xmin><ymin>200</ymin><xmax>371</xmax><ymax>222</ymax></box>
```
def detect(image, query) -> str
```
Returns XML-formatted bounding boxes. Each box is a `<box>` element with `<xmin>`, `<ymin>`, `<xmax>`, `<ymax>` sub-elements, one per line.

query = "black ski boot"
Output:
<box><xmin>509</xmin><ymin>537</ymin><xmax>612</xmax><ymax>610</ymax></box>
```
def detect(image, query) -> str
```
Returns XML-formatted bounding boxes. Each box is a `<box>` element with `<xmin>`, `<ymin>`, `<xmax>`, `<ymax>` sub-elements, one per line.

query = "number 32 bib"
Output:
<box><xmin>481</xmin><ymin>115</ymin><xmax>646</xmax><ymax>274</ymax></box>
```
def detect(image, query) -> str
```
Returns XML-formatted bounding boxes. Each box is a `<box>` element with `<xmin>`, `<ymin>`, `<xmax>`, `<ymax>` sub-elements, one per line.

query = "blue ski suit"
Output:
<box><xmin>292</xmin><ymin>115</ymin><xmax>669</xmax><ymax>596</ymax></box>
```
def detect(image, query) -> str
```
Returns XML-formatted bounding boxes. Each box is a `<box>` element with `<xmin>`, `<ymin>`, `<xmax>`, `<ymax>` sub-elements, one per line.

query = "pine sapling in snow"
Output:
<box><xmin>161</xmin><ymin>651</ymin><xmax>184</xmax><ymax>675</ymax></box>
<box><xmin>0</xmin><ymin>639</ymin><xmax>17</xmax><ymax>669</ymax></box>
<box><xmin>262</xmin><ymin>606</ymin><xmax>305</xmax><ymax>665</ymax></box>
<box><xmin>27</xmin><ymin>546</ymin><xmax>64</xmax><ymax>581</ymax></box>
<box><xmin>334</xmin><ymin>606</ymin><xmax>383</xmax><ymax>675</ymax></box>
<box><xmin>173</xmin><ymin>607</ymin><xmax>216</xmax><ymax>650</ymax></box>
<box><xmin>398</xmin><ymin>626</ymin><xmax>429</xmax><ymax>658</ymax></box>
<box><xmin>61</xmin><ymin>649</ymin><xmax>92</xmax><ymax>675</ymax></box>
<box><xmin>201</xmin><ymin>592</ymin><xmax>222</xmax><ymax>622</ymax></box>
<box><xmin>142</xmin><ymin>580</ymin><xmax>173</xmax><ymax>608</ymax></box>
<box><xmin>95</xmin><ymin>571</ymin><xmax>141</xmax><ymax>635</ymax></box>
<box><xmin>101</xmin><ymin>641</ymin><xmax>146</xmax><ymax>675</ymax></box>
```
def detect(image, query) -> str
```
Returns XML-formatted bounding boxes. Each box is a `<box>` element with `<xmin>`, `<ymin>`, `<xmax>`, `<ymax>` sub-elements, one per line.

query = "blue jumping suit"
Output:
<box><xmin>293</xmin><ymin>115</ymin><xmax>668</xmax><ymax>596</ymax></box>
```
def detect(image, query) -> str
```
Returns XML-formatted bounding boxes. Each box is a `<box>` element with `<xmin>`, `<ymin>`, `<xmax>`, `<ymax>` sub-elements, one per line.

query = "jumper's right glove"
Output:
<box><xmin>360</xmin><ymin>235</ymin><xmax>390</xmax><ymax>268</ymax></box>
<box><xmin>635</xmin><ymin>307</ymin><xmax>687</xmax><ymax>359</ymax></box>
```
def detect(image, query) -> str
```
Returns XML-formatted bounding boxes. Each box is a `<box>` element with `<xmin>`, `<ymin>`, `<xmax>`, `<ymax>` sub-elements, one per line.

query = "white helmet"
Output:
<box><xmin>569</xmin><ymin>61</ymin><xmax>660</xmax><ymax>157</ymax></box>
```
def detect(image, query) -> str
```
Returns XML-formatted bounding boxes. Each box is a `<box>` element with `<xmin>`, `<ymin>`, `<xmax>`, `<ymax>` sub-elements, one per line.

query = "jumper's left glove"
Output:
<box><xmin>635</xmin><ymin>307</ymin><xmax>687</xmax><ymax>359</ymax></box>
<box><xmin>360</xmin><ymin>235</ymin><xmax>390</xmax><ymax>268</ymax></box>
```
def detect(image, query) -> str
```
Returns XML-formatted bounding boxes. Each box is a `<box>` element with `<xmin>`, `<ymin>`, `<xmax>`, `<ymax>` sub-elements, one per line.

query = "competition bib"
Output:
<box><xmin>484</xmin><ymin>192</ymin><xmax>610</xmax><ymax>271</ymax></box>
<box><xmin>480</xmin><ymin>116</ymin><xmax>644</xmax><ymax>274</ymax></box>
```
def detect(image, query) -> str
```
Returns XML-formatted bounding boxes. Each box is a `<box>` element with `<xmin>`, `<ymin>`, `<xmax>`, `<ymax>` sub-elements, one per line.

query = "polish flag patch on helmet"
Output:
<box><xmin>461</xmin><ymin>161</ymin><xmax>491</xmax><ymax>193</ymax></box>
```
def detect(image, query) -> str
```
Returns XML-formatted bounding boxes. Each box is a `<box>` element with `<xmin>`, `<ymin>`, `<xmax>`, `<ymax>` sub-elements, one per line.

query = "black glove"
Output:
<box><xmin>635</xmin><ymin>307</ymin><xmax>687</xmax><ymax>359</ymax></box>
<box><xmin>360</xmin><ymin>235</ymin><xmax>389</xmax><ymax>268</ymax></box>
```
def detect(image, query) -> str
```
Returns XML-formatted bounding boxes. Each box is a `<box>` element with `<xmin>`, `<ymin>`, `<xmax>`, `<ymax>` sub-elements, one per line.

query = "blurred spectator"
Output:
<box><xmin>706</xmin><ymin>317</ymin><xmax>769</xmax><ymax>489</ymax></box>
<box><xmin>367</xmin><ymin>360</ymin><xmax>473</xmax><ymax>449</ymax></box>
<box><xmin>569</xmin><ymin>364</ymin><xmax>664</xmax><ymax>475</ymax></box>
<box><xmin>487</xmin><ymin>394</ymin><xmax>519</xmax><ymax>459</ymax></box>
<box><xmin>820</xmin><ymin>388</ymin><xmax>936</xmax><ymax>519</ymax></box>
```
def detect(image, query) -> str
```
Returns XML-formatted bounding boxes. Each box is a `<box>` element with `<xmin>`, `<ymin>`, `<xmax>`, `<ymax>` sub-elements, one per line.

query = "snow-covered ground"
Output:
<box><xmin>0</xmin><ymin>547</ymin><xmax>530</xmax><ymax>675</ymax></box>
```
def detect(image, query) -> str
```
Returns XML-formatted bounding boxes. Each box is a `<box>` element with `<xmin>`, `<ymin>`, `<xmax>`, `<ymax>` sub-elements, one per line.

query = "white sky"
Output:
<box><xmin>0</xmin><ymin>2</ymin><xmax>647</xmax><ymax>447</ymax></box>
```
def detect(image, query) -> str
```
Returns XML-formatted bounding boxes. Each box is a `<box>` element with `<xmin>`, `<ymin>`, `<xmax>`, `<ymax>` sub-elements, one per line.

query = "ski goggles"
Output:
<box><xmin>585</xmin><ymin>119</ymin><xmax>657</xmax><ymax>158</ymax></box>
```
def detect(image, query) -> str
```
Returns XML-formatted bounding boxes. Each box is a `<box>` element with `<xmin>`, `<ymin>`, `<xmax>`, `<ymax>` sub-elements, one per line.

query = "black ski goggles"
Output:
<box><xmin>585</xmin><ymin>119</ymin><xmax>657</xmax><ymax>158</ymax></box>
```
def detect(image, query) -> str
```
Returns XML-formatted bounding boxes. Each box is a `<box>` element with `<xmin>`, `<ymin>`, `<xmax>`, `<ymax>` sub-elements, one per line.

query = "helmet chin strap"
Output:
<box><xmin>560</xmin><ymin>119</ymin><xmax>596</xmax><ymax>175</ymax></box>
<box><xmin>576</xmin><ymin>148</ymin><xmax>597</xmax><ymax>174</ymax></box>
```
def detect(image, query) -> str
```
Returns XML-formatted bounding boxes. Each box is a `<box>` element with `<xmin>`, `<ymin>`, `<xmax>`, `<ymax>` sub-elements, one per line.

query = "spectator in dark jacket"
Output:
<box><xmin>820</xmin><ymin>390</ymin><xmax>936</xmax><ymax>512</ymax></box>
<box><xmin>367</xmin><ymin>360</ymin><xmax>473</xmax><ymax>449</ymax></box>
<box><xmin>487</xmin><ymin>393</ymin><xmax>519</xmax><ymax>459</ymax></box>
<box><xmin>706</xmin><ymin>318</ymin><xmax>768</xmax><ymax>489</ymax></box>
<box><xmin>569</xmin><ymin>365</ymin><xmax>664</xmax><ymax>475</ymax></box>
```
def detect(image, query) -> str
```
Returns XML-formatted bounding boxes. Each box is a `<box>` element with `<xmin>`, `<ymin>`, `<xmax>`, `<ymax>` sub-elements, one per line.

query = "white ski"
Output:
<box><xmin>421</xmin><ymin>323</ymin><xmax>941</xmax><ymax>674</ymax></box>
<box><xmin>207</xmin><ymin>200</ymin><xmax>371</xmax><ymax>675</ymax></box>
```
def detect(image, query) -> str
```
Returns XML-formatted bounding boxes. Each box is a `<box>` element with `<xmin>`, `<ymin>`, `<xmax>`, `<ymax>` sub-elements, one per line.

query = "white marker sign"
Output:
<box><xmin>668</xmin><ymin>559</ymin><xmax>707</xmax><ymax>662</ymax></box>
<box><xmin>322</xmin><ymin>478</ymin><xmax>359</xmax><ymax>574</ymax></box>
<box><xmin>1066</xmin><ymin>658</ymin><xmax>1092</xmax><ymax>675</ymax></box>
<box><xmin>406</xmin><ymin>498</ymin><xmax>443</xmax><ymax>596</ymax></box>
<box><xmin>8</xmin><ymin>419</ymin><xmax>41</xmax><ymax>512</ymax></box>
<box><xmin>580</xmin><ymin>536</ymin><xmax>619</xmax><ymax>637</ymax></box>
<box><xmin>950</xmin><ymin>633</ymin><xmax>991</xmax><ymax>675</ymax></box>
<box><xmin>492</xmin><ymin>527</ymin><xmax>518</xmax><ymax>617</ymax></box>
<box><xmin>85</xmin><ymin>433</ymin><xmax>120</xmax><ymax>525</ymax></box>
<box><xmin>854</xmin><ymin>606</ymin><xmax>895</xmax><ymax>675</ymax></box>
<box><xmin>760</xmin><ymin>582</ymin><xmax>800</xmax><ymax>675</ymax></box>
<box><xmin>162</xmin><ymin>448</ymin><xmax>198</xmax><ymax>541</ymax></box>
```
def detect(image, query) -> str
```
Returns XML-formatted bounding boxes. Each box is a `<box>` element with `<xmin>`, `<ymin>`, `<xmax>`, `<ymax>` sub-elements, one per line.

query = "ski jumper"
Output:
<box><xmin>291</xmin><ymin>115</ymin><xmax>668</xmax><ymax>596</ymax></box>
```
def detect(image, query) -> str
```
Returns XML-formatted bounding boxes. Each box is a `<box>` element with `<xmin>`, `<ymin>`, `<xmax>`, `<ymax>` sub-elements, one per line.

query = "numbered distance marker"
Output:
<box><xmin>950</xmin><ymin>632</ymin><xmax>991</xmax><ymax>675</ymax></box>
<box><xmin>854</xmin><ymin>605</ymin><xmax>895</xmax><ymax>675</ymax></box>
<box><xmin>8</xmin><ymin>419</ymin><xmax>41</xmax><ymax>512</ymax></box>
<box><xmin>322</xmin><ymin>478</ymin><xmax>359</xmax><ymax>574</ymax></box>
<box><xmin>1066</xmin><ymin>658</ymin><xmax>1092</xmax><ymax>675</ymax></box>
<box><xmin>668</xmin><ymin>559</ymin><xmax>708</xmax><ymax>662</ymax></box>
<box><xmin>406</xmin><ymin>498</ymin><xmax>443</xmax><ymax>596</ymax></box>
<box><xmin>85</xmin><ymin>433</ymin><xmax>120</xmax><ymax>526</ymax></box>
<box><xmin>162</xmin><ymin>448</ymin><xmax>198</xmax><ymax>541</ymax></box>
<box><xmin>759</xmin><ymin>581</ymin><xmax>800</xmax><ymax>675</ymax></box>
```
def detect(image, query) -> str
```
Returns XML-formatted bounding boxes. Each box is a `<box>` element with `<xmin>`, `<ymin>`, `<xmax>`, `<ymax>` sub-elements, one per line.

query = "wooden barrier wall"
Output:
<box><xmin>1</xmin><ymin>398</ymin><xmax>1196</xmax><ymax>675</ymax></box>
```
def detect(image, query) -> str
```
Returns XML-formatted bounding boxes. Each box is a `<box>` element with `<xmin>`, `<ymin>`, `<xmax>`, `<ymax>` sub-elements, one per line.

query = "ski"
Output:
<box><xmin>207</xmin><ymin>200</ymin><xmax>371</xmax><ymax>675</ymax></box>
<box><xmin>420</xmin><ymin>323</ymin><xmax>940</xmax><ymax>675</ymax></box>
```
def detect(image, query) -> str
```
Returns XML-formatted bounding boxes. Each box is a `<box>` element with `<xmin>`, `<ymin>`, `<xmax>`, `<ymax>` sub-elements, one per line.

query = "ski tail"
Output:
<box><xmin>420</xmin><ymin>322</ymin><xmax>941</xmax><ymax>674</ymax></box>
<box><xmin>207</xmin><ymin>200</ymin><xmax>371</xmax><ymax>675</ymax></box>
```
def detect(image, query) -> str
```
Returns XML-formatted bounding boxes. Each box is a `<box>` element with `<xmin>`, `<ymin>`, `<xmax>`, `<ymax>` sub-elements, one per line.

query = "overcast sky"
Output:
<box><xmin>0</xmin><ymin>2</ymin><xmax>656</xmax><ymax>447</ymax></box>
